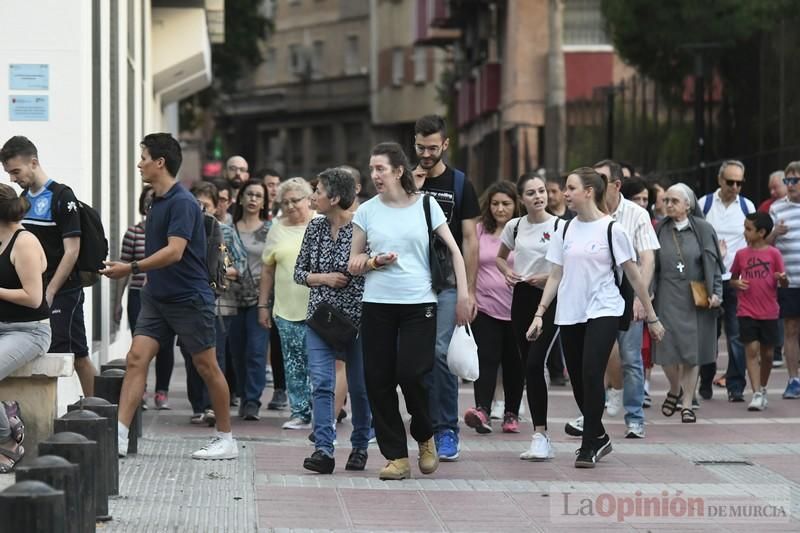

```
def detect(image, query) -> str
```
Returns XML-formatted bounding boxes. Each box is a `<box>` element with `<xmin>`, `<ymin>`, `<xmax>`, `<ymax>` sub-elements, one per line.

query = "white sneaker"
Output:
<box><xmin>606</xmin><ymin>388</ymin><xmax>623</xmax><ymax>417</ymax></box>
<box><xmin>191</xmin><ymin>436</ymin><xmax>239</xmax><ymax>460</ymax></box>
<box><xmin>564</xmin><ymin>415</ymin><xmax>583</xmax><ymax>437</ymax></box>
<box><xmin>748</xmin><ymin>389</ymin><xmax>768</xmax><ymax>411</ymax></box>
<box><xmin>520</xmin><ymin>432</ymin><xmax>554</xmax><ymax>461</ymax></box>
<box><xmin>118</xmin><ymin>434</ymin><xmax>128</xmax><ymax>458</ymax></box>
<box><xmin>490</xmin><ymin>400</ymin><xmax>505</xmax><ymax>420</ymax></box>
<box><xmin>624</xmin><ymin>422</ymin><xmax>645</xmax><ymax>439</ymax></box>
<box><xmin>282</xmin><ymin>417</ymin><xmax>312</xmax><ymax>430</ymax></box>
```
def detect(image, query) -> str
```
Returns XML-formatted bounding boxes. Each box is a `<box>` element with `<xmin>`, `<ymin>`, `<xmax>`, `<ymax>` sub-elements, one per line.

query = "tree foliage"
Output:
<box><xmin>601</xmin><ymin>0</ymin><xmax>794</xmax><ymax>87</ymax></box>
<box><xmin>180</xmin><ymin>0</ymin><xmax>270</xmax><ymax>131</ymax></box>
<box><xmin>600</xmin><ymin>0</ymin><xmax>800</xmax><ymax>188</ymax></box>
<box><xmin>211</xmin><ymin>0</ymin><xmax>270</xmax><ymax>93</ymax></box>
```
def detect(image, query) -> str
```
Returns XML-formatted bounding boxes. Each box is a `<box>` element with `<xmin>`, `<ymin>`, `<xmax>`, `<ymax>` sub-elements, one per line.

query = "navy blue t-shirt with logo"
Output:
<box><xmin>22</xmin><ymin>179</ymin><xmax>82</xmax><ymax>290</ymax></box>
<box><xmin>144</xmin><ymin>182</ymin><xmax>213</xmax><ymax>304</ymax></box>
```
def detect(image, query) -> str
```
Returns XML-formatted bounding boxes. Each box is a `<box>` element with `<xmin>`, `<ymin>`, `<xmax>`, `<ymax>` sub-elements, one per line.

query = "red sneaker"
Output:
<box><xmin>502</xmin><ymin>412</ymin><xmax>520</xmax><ymax>433</ymax></box>
<box><xmin>464</xmin><ymin>407</ymin><xmax>492</xmax><ymax>434</ymax></box>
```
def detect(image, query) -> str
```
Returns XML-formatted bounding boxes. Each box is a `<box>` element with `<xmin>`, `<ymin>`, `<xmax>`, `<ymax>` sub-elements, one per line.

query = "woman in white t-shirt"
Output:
<box><xmin>528</xmin><ymin>167</ymin><xmax>665</xmax><ymax>469</ymax></box>
<box><xmin>496</xmin><ymin>173</ymin><xmax>562</xmax><ymax>461</ymax></box>
<box><xmin>349</xmin><ymin>142</ymin><xmax>471</xmax><ymax>481</ymax></box>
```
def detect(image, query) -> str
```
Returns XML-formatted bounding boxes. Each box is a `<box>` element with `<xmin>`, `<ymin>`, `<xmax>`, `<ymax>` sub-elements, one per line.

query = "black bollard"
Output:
<box><xmin>0</xmin><ymin>480</ymin><xmax>66</xmax><ymax>533</ymax></box>
<box><xmin>16</xmin><ymin>455</ymin><xmax>85</xmax><ymax>533</ymax></box>
<box><xmin>94</xmin><ymin>368</ymin><xmax>139</xmax><ymax>453</ymax></box>
<box><xmin>39</xmin><ymin>432</ymin><xmax>97</xmax><ymax>529</ymax></box>
<box><xmin>99</xmin><ymin>358</ymin><xmax>127</xmax><ymax>374</ymax></box>
<box><xmin>99</xmin><ymin>360</ymin><xmax>142</xmax><ymax>438</ymax></box>
<box><xmin>68</xmin><ymin>397</ymin><xmax>119</xmax><ymax>497</ymax></box>
<box><xmin>52</xmin><ymin>411</ymin><xmax>112</xmax><ymax>523</ymax></box>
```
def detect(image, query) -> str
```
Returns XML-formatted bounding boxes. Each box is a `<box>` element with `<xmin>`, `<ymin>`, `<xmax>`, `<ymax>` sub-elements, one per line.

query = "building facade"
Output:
<box><xmin>219</xmin><ymin>0</ymin><xmax>447</xmax><ymax>180</ymax></box>
<box><xmin>220</xmin><ymin>0</ymin><xmax>372</xmax><ymax>178</ymax></box>
<box><xmin>416</xmin><ymin>0</ymin><xmax>633</xmax><ymax>191</ymax></box>
<box><xmin>0</xmin><ymin>0</ymin><xmax>221</xmax><ymax>363</ymax></box>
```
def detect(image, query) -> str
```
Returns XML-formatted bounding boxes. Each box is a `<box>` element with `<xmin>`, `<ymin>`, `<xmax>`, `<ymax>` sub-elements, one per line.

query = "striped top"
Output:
<box><xmin>120</xmin><ymin>221</ymin><xmax>147</xmax><ymax>289</ymax></box>
<box><xmin>769</xmin><ymin>198</ymin><xmax>800</xmax><ymax>288</ymax></box>
<box><xmin>610</xmin><ymin>197</ymin><xmax>660</xmax><ymax>256</ymax></box>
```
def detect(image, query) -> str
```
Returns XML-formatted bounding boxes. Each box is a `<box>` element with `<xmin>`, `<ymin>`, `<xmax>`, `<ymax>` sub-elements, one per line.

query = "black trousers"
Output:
<box><xmin>560</xmin><ymin>316</ymin><xmax>619</xmax><ymax>450</ymax></box>
<box><xmin>511</xmin><ymin>283</ymin><xmax>559</xmax><ymax>428</ymax></box>
<box><xmin>470</xmin><ymin>311</ymin><xmax>520</xmax><ymax>414</ymax></box>
<box><xmin>269</xmin><ymin>319</ymin><xmax>286</xmax><ymax>390</ymax></box>
<box><xmin>361</xmin><ymin>302</ymin><xmax>437</xmax><ymax>460</ymax></box>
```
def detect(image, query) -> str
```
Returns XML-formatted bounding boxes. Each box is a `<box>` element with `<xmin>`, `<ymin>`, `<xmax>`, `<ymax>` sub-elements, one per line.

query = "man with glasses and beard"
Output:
<box><xmin>698</xmin><ymin>160</ymin><xmax>756</xmax><ymax>403</ymax></box>
<box><xmin>412</xmin><ymin>115</ymin><xmax>480</xmax><ymax>462</ymax></box>
<box><xmin>225</xmin><ymin>155</ymin><xmax>249</xmax><ymax>193</ymax></box>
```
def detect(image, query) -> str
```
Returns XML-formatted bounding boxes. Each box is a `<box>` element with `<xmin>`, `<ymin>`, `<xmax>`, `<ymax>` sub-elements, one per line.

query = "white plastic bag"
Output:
<box><xmin>447</xmin><ymin>324</ymin><xmax>479</xmax><ymax>382</ymax></box>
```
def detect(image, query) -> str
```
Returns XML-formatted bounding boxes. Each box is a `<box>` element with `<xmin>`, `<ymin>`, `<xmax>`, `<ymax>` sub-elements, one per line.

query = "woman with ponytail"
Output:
<box><xmin>0</xmin><ymin>183</ymin><xmax>51</xmax><ymax>471</ymax></box>
<box><xmin>527</xmin><ymin>168</ymin><xmax>665</xmax><ymax>468</ymax></box>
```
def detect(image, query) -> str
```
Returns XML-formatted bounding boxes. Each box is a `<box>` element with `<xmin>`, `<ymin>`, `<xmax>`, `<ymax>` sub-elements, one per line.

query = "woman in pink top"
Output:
<box><xmin>464</xmin><ymin>181</ymin><xmax>520</xmax><ymax>434</ymax></box>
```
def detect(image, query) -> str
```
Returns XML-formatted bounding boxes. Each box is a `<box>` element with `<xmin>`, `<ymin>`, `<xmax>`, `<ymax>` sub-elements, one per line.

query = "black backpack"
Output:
<box><xmin>561</xmin><ymin>218</ymin><xmax>633</xmax><ymax>331</ymax></box>
<box><xmin>50</xmin><ymin>183</ymin><xmax>109</xmax><ymax>287</ymax></box>
<box><xmin>202</xmin><ymin>213</ymin><xmax>231</xmax><ymax>296</ymax></box>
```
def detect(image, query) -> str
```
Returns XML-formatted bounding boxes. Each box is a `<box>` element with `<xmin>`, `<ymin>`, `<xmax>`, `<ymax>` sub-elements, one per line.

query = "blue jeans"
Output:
<box><xmin>306</xmin><ymin>326</ymin><xmax>372</xmax><ymax>457</ymax></box>
<box><xmin>229</xmin><ymin>306</ymin><xmax>270</xmax><ymax>406</ymax></box>
<box><xmin>425</xmin><ymin>288</ymin><xmax>459</xmax><ymax>434</ymax></box>
<box><xmin>722</xmin><ymin>281</ymin><xmax>746</xmax><ymax>395</ymax></box>
<box><xmin>617</xmin><ymin>320</ymin><xmax>645</xmax><ymax>426</ymax></box>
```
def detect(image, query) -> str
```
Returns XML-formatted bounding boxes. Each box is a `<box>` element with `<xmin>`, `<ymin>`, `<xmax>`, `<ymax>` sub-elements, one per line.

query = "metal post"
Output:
<box><xmin>0</xmin><ymin>480</ymin><xmax>66</xmax><ymax>533</ymax></box>
<box><xmin>16</xmin><ymin>455</ymin><xmax>84</xmax><ymax>533</ymax></box>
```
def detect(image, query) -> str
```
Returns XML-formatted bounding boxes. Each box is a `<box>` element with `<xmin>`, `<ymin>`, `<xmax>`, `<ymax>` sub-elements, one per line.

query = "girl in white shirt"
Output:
<box><xmin>528</xmin><ymin>167</ymin><xmax>665</xmax><ymax>469</ymax></box>
<box><xmin>496</xmin><ymin>174</ymin><xmax>561</xmax><ymax>461</ymax></box>
<box><xmin>349</xmin><ymin>142</ymin><xmax>470</xmax><ymax>481</ymax></box>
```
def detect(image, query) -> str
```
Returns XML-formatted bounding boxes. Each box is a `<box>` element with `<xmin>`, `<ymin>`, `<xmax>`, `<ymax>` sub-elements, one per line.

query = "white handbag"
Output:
<box><xmin>447</xmin><ymin>324</ymin><xmax>480</xmax><ymax>382</ymax></box>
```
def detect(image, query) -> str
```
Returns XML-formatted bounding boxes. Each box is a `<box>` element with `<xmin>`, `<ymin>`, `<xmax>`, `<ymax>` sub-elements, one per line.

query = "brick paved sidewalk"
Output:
<box><xmin>3</xmin><ymin>348</ymin><xmax>799</xmax><ymax>532</ymax></box>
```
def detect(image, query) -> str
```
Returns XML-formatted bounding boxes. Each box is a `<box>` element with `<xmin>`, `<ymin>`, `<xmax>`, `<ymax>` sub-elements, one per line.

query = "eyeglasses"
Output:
<box><xmin>725</xmin><ymin>179</ymin><xmax>744</xmax><ymax>188</ymax></box>
<box><xmin>281</xmin><ymin>196</ymin><xmax>306</xmax><ymax>208</ymax></box>
<box><xmin>784</xmin><ymin>177</ymin><xmax>800</xmax><ymax>186</ymax></box>
<box><xmin>244</xmin><ymin>192</ymin><xmax>264</xmax><ymax>199</ymax></box>
<box><xmin>414</xmin><ymin>144</ymin><xmax>442</xmax><ymax>156</ymax></box>
<box><xmin>227</xmin><ymin>165</ymin><xmax>248</xmax><ymax>173</ymax></box>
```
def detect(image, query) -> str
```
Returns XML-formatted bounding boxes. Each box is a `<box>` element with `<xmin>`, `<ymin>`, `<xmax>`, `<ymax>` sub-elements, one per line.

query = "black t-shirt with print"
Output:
<box><xmin>419</xmin><ymin>165</ymin><xmax>480</xmax><ymax>249</ymax></box>
<box><xmin>22</xmin><ymin>180</ymin><xmax>82</xmax><ymax>290</ymax></box>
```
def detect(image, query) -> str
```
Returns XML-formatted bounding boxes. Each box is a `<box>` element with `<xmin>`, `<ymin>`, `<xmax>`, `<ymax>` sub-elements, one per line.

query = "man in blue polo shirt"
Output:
<box><xmin>101</xmin><ymin>133</ymin><xmax>237</xmax><ymax>460</ymax></box>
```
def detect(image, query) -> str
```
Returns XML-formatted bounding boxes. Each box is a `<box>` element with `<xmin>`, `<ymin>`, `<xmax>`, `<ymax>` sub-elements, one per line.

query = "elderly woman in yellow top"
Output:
<box><xmin>258</xmin><ymin>178</ymin><xmax>315</xmax><ymax>429</ymax></box>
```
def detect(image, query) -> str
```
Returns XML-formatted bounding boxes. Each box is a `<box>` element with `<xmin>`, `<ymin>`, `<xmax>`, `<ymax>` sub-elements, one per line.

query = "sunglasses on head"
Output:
<box><xmin>725</xmin><ymin>179</ymin><xmax>743</xmax><ymax>188</ymax></box>
<box><xmin>784</xmin><ymin>177</ymin><xmax>800</xmax><ymax>186</ymax></box>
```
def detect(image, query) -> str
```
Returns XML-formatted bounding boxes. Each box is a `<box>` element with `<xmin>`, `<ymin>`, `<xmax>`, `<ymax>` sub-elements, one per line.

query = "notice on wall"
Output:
<box><xmin>9</xmin><ymin>64</ymin><xmax>49</xmax><ymax>90</ymax></box>
<box><xmin>9</xmin><ymin>95</ymin><xmax>49</xmax><ymax>121</ymax></box>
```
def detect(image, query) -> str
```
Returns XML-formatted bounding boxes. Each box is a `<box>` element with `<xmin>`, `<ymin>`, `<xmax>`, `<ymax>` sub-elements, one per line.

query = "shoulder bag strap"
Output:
<box><xmin>607</xmin><ymin>221</ymin><xmax>621</xmax><ymax>287</ymax></box>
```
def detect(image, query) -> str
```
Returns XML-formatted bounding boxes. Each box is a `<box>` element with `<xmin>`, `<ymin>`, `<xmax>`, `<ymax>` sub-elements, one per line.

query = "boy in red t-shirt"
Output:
<box><xmin>730</xmin><ymin>212</ymin><xmax>788</xmax><ymax>411</ymax></box>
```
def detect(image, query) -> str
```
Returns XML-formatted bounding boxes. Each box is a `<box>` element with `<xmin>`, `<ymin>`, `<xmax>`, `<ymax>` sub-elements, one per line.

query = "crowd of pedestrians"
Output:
<box><xmin>1</xmin><ymin>121</ymin><xmax>799</xmax><ymax>476</ymax></box>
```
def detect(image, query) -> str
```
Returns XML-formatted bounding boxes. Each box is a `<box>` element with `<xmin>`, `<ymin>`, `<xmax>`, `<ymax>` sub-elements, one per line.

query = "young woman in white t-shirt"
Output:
<box><xmin>462</xmin><ymin>180</ymin><xmax>520</xmax><ymax>435</ymax></box>
<box><xmin>528</xmin><ymin>167</ymin><xmax>665</xmax><ymax>468</ymax></box>
<box><xmin>348</xmin><ymin>142</ymin><xmax>471</xmax><ymax>481</ymax></box>
<box><xmin>495</xmin><ymin>173</ymin><xmax>561</xmax><ymax>461</ymax></box>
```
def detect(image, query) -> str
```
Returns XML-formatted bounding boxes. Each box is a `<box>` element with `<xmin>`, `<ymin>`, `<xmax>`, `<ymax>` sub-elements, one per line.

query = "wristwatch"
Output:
<box><xmin>130</xmin><ymin>261</ymin><xmax>141</xmax><ymax>275</ymax></box>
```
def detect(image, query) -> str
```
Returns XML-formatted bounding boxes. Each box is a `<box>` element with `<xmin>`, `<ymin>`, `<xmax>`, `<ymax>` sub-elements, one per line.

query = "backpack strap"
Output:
<box><xmin>554</xmin><ymin>217</ymin><xmax>560</xmax><ymax>232</ymax></box>
<box><xmin>512</xmin><ymin>217</ymin><xmax>522</xmax><ymax>241</ymax></box>
<box><xmin>453</xmin><ymin>169</ymin><xmax>466</xmax><ymax>213</ymax></box>
<box><xmin>702</xmin><ymin>194</ymin><xmax>713</xmax><ymax>216</ymax></box>
<box><xmin>423</xmin><ymin>194</ymin><xmax>433</xmax><ymax>238</ymax></box>
<box><xmin>739</xmin><ymin>195</ymin><xmax>750</xmax><ymax>215</ymax></box>
<box><xmin>562</xmin><ymin>217</ymin><xmax>573</xmax><ymax>239</ymax></box>
<box><xmin>607</xmin><ymin>220</ymin><xmax>621</xmax><ymax>287</ymax></box>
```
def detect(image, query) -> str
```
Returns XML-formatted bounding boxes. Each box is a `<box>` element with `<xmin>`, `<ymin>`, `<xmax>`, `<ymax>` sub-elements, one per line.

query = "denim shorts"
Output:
<box><xmin>135</xmin><ymin>290</ymin><xmax>216</xmax><ymax>355</ymax></box>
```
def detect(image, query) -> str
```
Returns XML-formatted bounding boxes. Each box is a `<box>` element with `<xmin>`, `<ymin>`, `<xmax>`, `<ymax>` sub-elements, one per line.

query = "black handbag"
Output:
<box><xmin>423</xmin><ymin>194</ymin><xmax>455</xmax><ymax>293</ymax></box>
<box><xmin>307</xmin><ymin>301</ymin><xmax>358</xmax><ymax>352</ymax></box>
